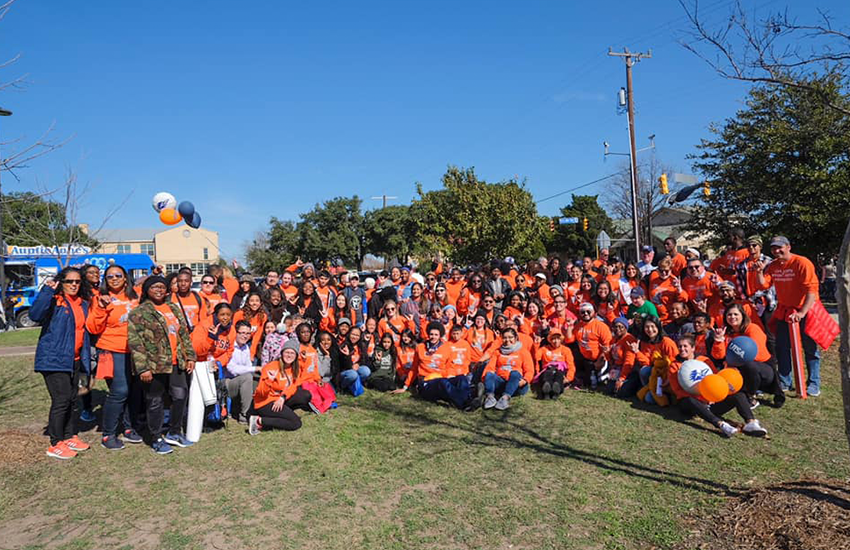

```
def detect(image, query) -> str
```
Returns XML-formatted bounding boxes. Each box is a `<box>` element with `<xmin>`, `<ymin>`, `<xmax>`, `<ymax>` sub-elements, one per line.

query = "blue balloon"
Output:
<box><xmin>184</xmin><ymin>211</ymin><xmax>201</xmax><ymax>229</ymax></box>
<box><xmin>178</xmin><ymin>201</ymin><xmax>195</xmax><ymax>219</ymax></box>
<box><xmin>726</xmin><ymin>336</ymin><xmax>758</xmax><ymax>366</ymax></box>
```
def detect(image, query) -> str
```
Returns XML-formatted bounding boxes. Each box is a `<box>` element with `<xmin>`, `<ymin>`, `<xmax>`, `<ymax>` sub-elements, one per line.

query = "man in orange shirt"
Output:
<box><xmin>444</xmin><ymin>268</ymin><xmax>466</xmax><ymax>306</ymax></box>
<box><xmin>663</xmin><ymin>237</ymin><xmax>688</xmax><ymax>277</ymax></box>
<box><xmin>414</xmin><ymin>322</ymin><xmax>473</xmax><ymax>409</ymax></box>
<box><xmin>755</xmin><ymin>236</ymin><xmax>821</xmax><ymax>395</ymax></box>
<box><xmin>681</xmin><ymin>257</ymin><xmax>718</xmax><ymax>310</ymax></box>
<box><xmin>710</xmin><ymin>229</ymin><xmax>751</xmax><ymax>283</ymax></box>
<box><xmin>564</xmin><ymin>302</ymin><xmax>612</xmax><ymax>389</ymax></box>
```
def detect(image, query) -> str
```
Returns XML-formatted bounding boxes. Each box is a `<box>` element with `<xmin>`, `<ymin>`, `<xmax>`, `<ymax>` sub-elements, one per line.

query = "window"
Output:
<box><xmin>191</xmin><ymin>263</ymin><xmax>209</xmax><ymax>277</ymax></box>
<box><xmin>140</xmin><ymin>243</ymin><xmax>155</xmax><ymax>257</ymax></box>
<box><xmin>203</xmin><ymin>247</ymin><xmax>209</xmax><ymax>260</ymax></box>
<box><xmin>165</xmin><ymin>263</ymin><xmax>186</xmax><ymax>274</ymax></box>
<box><xmin>116</xmin><ymin>244</ymin><xmax>131</xmax><ymax>254</ymax></box>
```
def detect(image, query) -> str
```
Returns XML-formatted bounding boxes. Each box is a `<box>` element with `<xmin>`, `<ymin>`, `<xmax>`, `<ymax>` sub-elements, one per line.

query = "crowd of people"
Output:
<box><xmin>31</xmin><ymin>229</ymin><xmax>827</xmax><ymax>459</ymax></box>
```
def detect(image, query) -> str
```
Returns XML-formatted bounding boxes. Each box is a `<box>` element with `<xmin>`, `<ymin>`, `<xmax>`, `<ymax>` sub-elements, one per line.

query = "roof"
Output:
<box><xmin>92</xmin><ymin>228</ymin><xmax>158</xmax><ymax>243</ymax></box>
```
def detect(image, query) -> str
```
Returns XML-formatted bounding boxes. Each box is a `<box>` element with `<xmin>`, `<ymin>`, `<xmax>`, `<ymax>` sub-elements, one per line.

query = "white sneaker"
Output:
<box><xmin>719</xmin><ymin>421</ymin><xmax>738</xmax><ymax>438</ymax></box>
<box><xmin>248</xmin><ymin>415</ymin><xmax>261</xmax><ymax>436</ymax></box>
<box><xmin>483</xmin><ymin>394</ymin><xmax>497</xmax><ymax>410</ymax></box>
<box><xmin>743</xmin><ymin>419</ymin><xmax>767</xmax><ymax>437</ymax></box>
<box><xmin>495</xmin><ymin>395</ymin><xmax>511</xmax><ymax>411</ymax></box>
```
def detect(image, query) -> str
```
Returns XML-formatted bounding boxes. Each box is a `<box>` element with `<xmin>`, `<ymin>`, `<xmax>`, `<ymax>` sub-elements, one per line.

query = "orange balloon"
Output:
<box><xmin>159</xmin><ymin>208</ymin><xmax>182</xmax><ymax>225</ymax></box>
<box><xmin>699</xmin><ymin>373</ymin><xmax>730</xmax><ymax>403</ymax></box>
<box><xmin>718</xmin><ymin>368</ymin><xmax>743</xmax><ymax>395</ymax></box>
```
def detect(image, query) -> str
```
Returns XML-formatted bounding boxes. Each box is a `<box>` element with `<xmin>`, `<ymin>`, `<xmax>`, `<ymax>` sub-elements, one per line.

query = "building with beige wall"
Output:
<box><xmin>93</xmin><ymin>226</ymin><xmax>220</xmax><ymax>279</ymax></box>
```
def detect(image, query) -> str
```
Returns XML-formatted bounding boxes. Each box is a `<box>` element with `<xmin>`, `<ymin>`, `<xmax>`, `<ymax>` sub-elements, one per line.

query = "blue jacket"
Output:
<box><xmin>30</xmin><ymin>286</ymin><xmax>91</xmax><ymax>374</ymax></box>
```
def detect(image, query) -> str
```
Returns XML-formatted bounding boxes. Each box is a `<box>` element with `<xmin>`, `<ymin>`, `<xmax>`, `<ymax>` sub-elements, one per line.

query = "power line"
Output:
<box><xmin>535</xmin><ymin>172</ymin><xmax>620</xmax><ymax>204</ymax></box>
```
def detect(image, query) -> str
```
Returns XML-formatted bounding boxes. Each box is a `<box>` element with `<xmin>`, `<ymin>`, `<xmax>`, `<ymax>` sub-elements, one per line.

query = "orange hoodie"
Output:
<box><xmin>232</xmin><ymin>309</ymin><xmax>267</xmax><ymax>359</ymax></box>
<box><xmin>397</xmin><ymin>346</ymin><xmax>417</xmax><ymax>388</ymax></box>
<box><xmin>634</xmin><ymin>336</ymin><xmax>679</xmax><ymax>366</ymax></box>
<box><xmin>253</xmin><ymin>361</ymin><xmax>300</xmax><ymax>408</ymax></box>
<box><xmin>191</xmin><ymin>319</ymin><xmax>237</xmax><ymax>365</ymax></box>
<box><xmin>85</xmin><ymin>292</ymin><xmax>138</xmax><ymax>353</ymax></box>
<box><xmin>464</xmin><ymin>326</ymin><xmax>495</xmax><ymax>362</ymax></box>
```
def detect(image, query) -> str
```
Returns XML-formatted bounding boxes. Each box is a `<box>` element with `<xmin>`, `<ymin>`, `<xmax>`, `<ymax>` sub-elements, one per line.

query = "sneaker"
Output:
<box><xmin>541</xmin><ymin>381</ymin><xmax>552</xmax><ymax>397</ymax></box>
<box><xmin>309</xmin><ymin>402</ymin><xmax>321</xmax><ymax>415</ymax></box>
<box><xmin>483</xmin><ymin>394</ymin><xmax>497</xmax><ymax>410</ymax></box>
<box><xmin>773</xmin><ymin>392</ymin><xmax>786</xmax><ymax>408</ymax></box>
<box><xmin>79</xmin><ymin>409</ymin><xmax>96</xmax><ymax>423</ymax></box>
<box><xmin>743</xmin><ymin>419</ymin><xmax>767</xmax><ymax>437</ymax></box>
<box><xmin>495</xmin><ymin>395</ymin><xmax>511</xmax><ymax>411</ymax></box>
<box><xmin>749</xmin><ymin>397</ymin><xmax>760</xmax><ymax>410</ymax></box>
<box><xmin>719</xmin><ymin>421</ymin><xmax>739</xmax><ymax>438</ymax></box>
<box><xmin>46</xmin><ymin>442</ymin><xmax>77</xmax><ymax>460</ymax></box>
<box><xmin>101</xmin><ymin>435</ymin><xmax>124</xmax><ymax>451</ymax></box>
<box><xmin>330</xmin><ymin>402</ymin><xmax>339</xmax><ymax>409</ymax></box>
<box><xmin>163</xmin><ymin>432</ymin><xmax>193</xmax><ymax>448</ymax></box>
<box><xmin>807</xmin><ymin>387</ymin><xmax>821</xmax><ymax>397</ymax></box>
<box><xmin>248</xmin><ymin>415</ymin><xmax>261</xmax><ymax>436</ymax></box>
<box><xmin>65</xmin><ymin>435</ymin><xmax>90</xmax><ymax>452</ymax></box>
<box><xmin>152</xmin><ymin>438</ymin><xmax>173</xmax><ymax>455</ymax></box>
<box><xmin>123</xmin><ymin>429</ymin><xmax>143</xmax><ymax>444</ymax></box>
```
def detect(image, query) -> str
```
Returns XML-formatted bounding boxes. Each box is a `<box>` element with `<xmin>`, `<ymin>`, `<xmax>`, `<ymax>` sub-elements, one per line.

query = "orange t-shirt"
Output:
<box><xmin>484</xmin><ymin>346</ymin><xmax>534</xmax><ymax>383</ymax></box>
<box><xmin>464</xmin><ymin>327</ymin><xmax>495</xmax><ymax>362</ymax></box>
<box><xmin>397</xmin><ymin>347</ymin><xmax>417</xmax><ymax>388</ymax></box>
<box><xmin>444</xmin><ymin>339</ymin><xmax>473</xmax><ymax>377</ymax></box>
<box><xmin>413</xmin><ymin>342</ymin><xmax>449</xmax><ymax>381</ymax></box>
<box><xmin>711</xmin><ymin>323</ymin><xmax>771</xmax><ymax>364</ymax></box>
<box><xmin>232</xmin><ymin>310</ymin><xmax>267</xmax><ymax>358</ymax></box>
<box><xmin>669</xmin><ymin>252</ymin><xmax>688</xmax><ymax>277</ymax></box>
<box><xmin>154</xmin><ymin>303</ymin><xmax>181</xmax><ymax>364</ymax></box>
<box><xmin>253</xmin><ymin>361</ymin><xmax>299</xmax><ymax>408</ymax></box>
<box><xmin>171</xmin><ymin>292</ymin><xmax>206</xmax><ymax>329</ymax></box>
<box><xmin>569</xmin><ymin>319</ymin><xmax>612</xmax><ymax>361</ymax></box>
<box><xmin>297</xmin><ymin>343</ymin><xmax>321</xmax><ymax>384</ymax></box>
<box><xmin>710</xmin><ymin>248</ymin><xmax>750</xmax><ymax>282</ymax></box>
<box><xmin>762</xmin><ymin>254</ymin><xmax>819</xmax><ymax>310</ymax></box>
<box><xmin>681</xmin><ymin>272</ymin><xmax>716</xmax><ymax>305</ymax></box>
<box><xmin>86</xmin><ymin>292</ymin><xmax>138</xmax><ymax>353</ymax></box>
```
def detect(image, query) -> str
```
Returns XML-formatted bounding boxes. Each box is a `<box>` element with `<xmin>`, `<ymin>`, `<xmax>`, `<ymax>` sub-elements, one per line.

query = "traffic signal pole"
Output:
<box><xmin>608</xmin><ymin>48</ymin><xmax>650</xmax><ymax>261</ymax></box>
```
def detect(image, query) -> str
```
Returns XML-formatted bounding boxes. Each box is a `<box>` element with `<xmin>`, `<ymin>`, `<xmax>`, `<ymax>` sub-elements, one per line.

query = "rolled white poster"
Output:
<box><xmin>186</xmin><ymin>370</ymin><xmax>205</xmax><ymax>443</ymax></box>
<box><xmin>196</xmin><ymin>361</ymin><xmax>218</xmax><ymax>406</ymax></box>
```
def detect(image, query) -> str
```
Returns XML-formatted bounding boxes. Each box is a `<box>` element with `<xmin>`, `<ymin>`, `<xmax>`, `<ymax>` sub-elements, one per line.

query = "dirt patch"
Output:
<box><xmin>0</xmin><ymin>430</ymin><xmax>44</xmax><ymax>468</ymax></box>
<box><xmin>680</xmin><ymin>478</ymin><xmax>850</xmax><ymax>550</ymax></box>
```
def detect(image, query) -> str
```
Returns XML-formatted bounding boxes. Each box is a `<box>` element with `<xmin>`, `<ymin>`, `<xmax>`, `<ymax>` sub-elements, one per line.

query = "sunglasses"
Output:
<box><xmin>106</xmin><ymin>274</ymin><xmax>125</xmax><ymax>279</ymax></box>
<box><xmin>202</xmin><ymin>280</ymin><xmax>216</xmax><ymax>285</ymax></box>
<box><xmin>687</xmin><ymin>265</ymin><xmax>700</xmax><ymax>270</ymax></box>
<box><xmin>62</xmin><ymin>279</ymin><xmax>81</xmax><ymax>285</ymax></box>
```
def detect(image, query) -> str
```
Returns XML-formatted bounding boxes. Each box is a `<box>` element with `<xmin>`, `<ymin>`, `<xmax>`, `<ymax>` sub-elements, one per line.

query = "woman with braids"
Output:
<box><xmin>232</xmin><ymin>292</ymin><xmax>267</xmax><ymax>362</ymax></box>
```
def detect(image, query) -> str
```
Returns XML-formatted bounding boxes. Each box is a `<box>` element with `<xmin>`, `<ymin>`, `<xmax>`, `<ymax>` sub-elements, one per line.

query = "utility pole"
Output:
<box><xmin>371</xmin><ymin>194</ymin><xmax>397</xmax><ymax>209</ymax></box>
<box><xmin>0</xmin><ymin>107</ymin><xmax>12</xmax><ymax>328</ymax></box>
<box><xmin>608</xmin><ymin>47</ymin><xmax>651</xmax><ymax>261</ymax></box>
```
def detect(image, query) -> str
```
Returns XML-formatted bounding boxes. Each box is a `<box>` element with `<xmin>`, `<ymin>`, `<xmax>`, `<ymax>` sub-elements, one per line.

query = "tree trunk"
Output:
<box><xmin>836</xmin><ymin>218</ymin><xmax>850</xmax><ymax>456</ymax></box>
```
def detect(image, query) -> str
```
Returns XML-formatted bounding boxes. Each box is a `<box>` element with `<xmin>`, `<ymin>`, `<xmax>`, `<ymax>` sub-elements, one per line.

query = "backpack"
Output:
<box><xmin>207</xmin><ymin>362</ymin><xmax>230</xmax><ymax>425</ymax></box>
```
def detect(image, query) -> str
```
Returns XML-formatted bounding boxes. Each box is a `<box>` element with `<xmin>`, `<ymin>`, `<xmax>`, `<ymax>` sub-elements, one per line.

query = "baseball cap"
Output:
<box><xmin>769</xmin><ymin>236</ymin><xmax>790</xmax><ymax>247</ymax></box>
<box><xmin>534</xmin><ymin>272</ymin><xmax>547</xmax><ymax>280</ymax></box>
<box><xmin>630</xmin><ymin>287</ymin><xmax>645</xmax><ymax>298</ymax></box>
<box><xmin>641</xmin><ymin>245</ymin><xmax>653</xmax><ymax>253</ymax></box>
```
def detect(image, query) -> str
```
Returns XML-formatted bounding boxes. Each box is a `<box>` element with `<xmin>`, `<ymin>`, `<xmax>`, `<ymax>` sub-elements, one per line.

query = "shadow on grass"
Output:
<box><xmin>775</xmin><ymin>480</ymin><xmax>850</xmax><ymax>511</ymax></box>
<box><xmin>353</xmin><ymin>396</ymin><xmax>744</xmax><ymax>498</ymax></box>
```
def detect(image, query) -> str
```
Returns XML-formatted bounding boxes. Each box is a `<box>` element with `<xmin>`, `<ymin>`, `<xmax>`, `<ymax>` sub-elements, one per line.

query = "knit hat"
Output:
<box><xmin>282</xmin><ymin>339</ymin><xmax>300</xmax><ymax>354</ymax></box>
<box><xmin>550</xmin><ymin>285</ymin><xmax>564</xmax><ymax>296</ymax></box>
<box><xmin>613</xmin><ymin>316</ymin><xmax>629</xmax><ymax>328</ymax></box>
<box><xmin>142</xmin><ymin>275</ymin><xmax>168</xmax><ymax>298</ymax></box>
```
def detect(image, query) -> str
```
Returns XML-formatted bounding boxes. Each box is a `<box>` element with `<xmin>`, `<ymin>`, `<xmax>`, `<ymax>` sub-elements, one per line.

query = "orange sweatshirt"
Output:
<box><xmin>191</xmin><ymin>319</ymin><xmax>237</xmax><ymax>365</ymax></box>
<box><xmin>483</xmin><ymin>345</ymin><xmax>534</xmax><ymax>384</ymax></box>
<box><xmin>711</xmin><ymin>323</ymin><xmax>771</xmax><ymax>364</ymax></box>
<box><xmin>232</xmin><ymin>309</ymin><xmax>267</xmax><ymax>359</ymax></box>
<box><xmin>464</xmin><ymin>327</ymin><xmax>495</xmax><ymax>362</ymax></box>
<box><xmin>253</xmin><ymin>361</ymin><xmax>300</xmax><ymax>408</ymax></box>
<box><xmin>646</xmin><ymin>272</ymin><xmax>688</xmax><ymax>322</ymax></box>
<box><xmin>413</xmin><ymin>342</ymin><xmax>450</xmax><ymax>381</ymax></box>
<box><xmin>378</xmin><ymin>315</ymin><xmax>417</xmax><ymax>346</ymax></box>
<box><xmin>708</xmin><ymin>300</ymin><xmax>764</xmax><ymax>331</ymax></box>
<box><xmin>85</xmin><ymin>292</ymin><xmax>138</xmax><ymax>353</ymax></box>
<box><xmin>760</xmin><ymin>253</ymin><xmax>819</xmax><ymax>309</ymax></box>
<box><xmin>171</xmin><ymin>291</ymin><xmax>209</xmax><ymax>328</ymax></box>
<box><xmin>397</xmin><ymin>346</ymin><xmax>417</xmax><ymax>388</ymax></box>
<box><xmin>609</xmin><ymin>333</ymin><xmax>638</xmax><ymax>381</ymax></box>
<box><xmin>634</xmin><ymin>336</ymin><xmax>679</xmax><ymax>366</ymax></box>
<box><xmin>444</xmin><ymin>339</ymin><xmax>473</xmax><ymax>377</ymax></box>
<box><xmin>567</xmin><ymin>319</ymin><xmax>612</xmax><ymax>361</ymax></box>
<box><xmin>536</xmin><ymin>344</ymin><xmax>576</xmax><ymax>382</ymax></box>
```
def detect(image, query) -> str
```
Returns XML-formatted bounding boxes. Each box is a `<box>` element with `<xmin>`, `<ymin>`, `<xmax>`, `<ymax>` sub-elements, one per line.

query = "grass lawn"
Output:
<box><xmin>0</xmin><ymin>349</ymin><xmax>847</xmax><ymax>550</ymax></box>
<box><xmin>0</xmin><ymin>328</ymin><xmax>39</xmax><ymax>348</ymax></box>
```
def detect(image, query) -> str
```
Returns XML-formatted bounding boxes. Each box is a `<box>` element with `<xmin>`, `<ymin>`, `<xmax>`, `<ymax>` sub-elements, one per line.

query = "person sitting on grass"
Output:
<box><xmin>534</xmin><ymin>328</ymin><xmax>575</xmax><ymax>399</ymax></box>
<box><xmin>249</xmin><ymin>339</ymin><xmax>314</xmax><ymax>435</ymax></box>
<box><xmin>369</xmin><ymin>333</ymin><xmax>398</xmax><ymax>392</ymax></box>
<box><xmin>628</xmin><ymin>315</ymin><xmax>678</xmax><ymax>406</ymax></box>
<box><xmin>608</xmin><ymin>317</ymin><xmax>638</xmax><ymax>398</ymax></box>
<box><xmin>669</xmin><ymin>335</ymin><xmax>767</xmax><ymax>438</ymax></box>
<box><xmin>392</xmin><ymin>329</ymin><xmax>418</xmax><ymax>394</ymax></box>
<box><xmin>337</xmin><ymin>326</ymin><xmax>371</xmax><ymax>394</ymax></box>
<box><xmin>413</xmin><ymin>322</ymin><xmax>473</xmax><ymax>409</ymax></box>
<box><xmin>480</xmin><ymin>327</ymin><xmax>534</xmax><ymax>411</ymax></box>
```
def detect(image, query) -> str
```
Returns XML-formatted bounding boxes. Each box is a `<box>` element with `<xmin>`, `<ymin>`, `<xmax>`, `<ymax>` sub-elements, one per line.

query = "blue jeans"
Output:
<box><xmin>418</xmin><ymin>376</ymin><xmax>471</xmax><ymax>408</ymax></box>
<box><xmin>483</xmin><ymin>371</ymin><xmax>528</xmax><ymax>398</ymax></box>
<box><xmin>775</xmin><ymin>318</ymin><xmax>820</xmax><ymax>392</ymax></box>
<box><xmin>340</xmin><ymin>367</ymin><xmax>371</xmax><ymax>388</ymax></box>
<box><xmin>101</xmin><ymin>351</ymin><xmax>134</xmax><ymax>437</ymax></box>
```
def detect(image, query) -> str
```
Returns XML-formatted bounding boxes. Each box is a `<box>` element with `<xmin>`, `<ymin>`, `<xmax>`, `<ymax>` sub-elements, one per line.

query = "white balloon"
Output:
<box><xmin>152</xmin><ymin>192</ymin><xmax>177</xmax><ymax>213</ymax></box>
<box><xmin>678</xmin><ymin>359</ymin><xmax>713</xmax><ymax>395</ymax></box>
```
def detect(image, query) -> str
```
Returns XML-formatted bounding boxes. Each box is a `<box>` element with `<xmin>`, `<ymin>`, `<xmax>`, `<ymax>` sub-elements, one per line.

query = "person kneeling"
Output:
<box><xmin>670</xmin><ymin>335</ymin><xmax>767</xmax><ymax>438</ymax></box>
<box><xmin>248</xmin><ymin>340</ymin><xmax>313</xmax><ymax>435</ymax></box>
<box><xmin>481</xmin><ymin>327</ymin><xmax>534</xmax><ymax>410</ymax></box>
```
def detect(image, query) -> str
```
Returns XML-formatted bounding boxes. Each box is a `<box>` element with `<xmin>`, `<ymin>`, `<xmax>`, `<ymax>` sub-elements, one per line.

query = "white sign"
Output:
<box><xmin>596</xmin><ymin>230</ymin><xmax>611</xmax><ymax>250</ymax></box>
<box><xmin>560</xmin><ymin>217</ymin><xmax>579</xmax><ymax>224</ymax></box>
<box><xmin>6</xmin><ymin>244</ymin><xmax>92</xmax><ymax>257</ymax></box>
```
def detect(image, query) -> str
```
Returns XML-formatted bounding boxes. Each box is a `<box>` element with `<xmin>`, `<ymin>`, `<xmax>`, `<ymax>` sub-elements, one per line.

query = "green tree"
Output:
<box><xmin>362</xmin><ymin>205</ymin><xmax>421</xmax><ymax>264</ymax></box>
<box><xmin>550</xmin><ymin>195</ymin><xmax>614</xmax><ymax>257</ymax></box>
<box><xmin>296</xmin><ymin>196</ymin><xmax>365</xmax><ymax>267</ymax></box>
<box><xmin>412</xmin><ymin>166</ymin><xmax>547</xmax><ymax>265</ymax></box>
<box><xmin>687</xmin><ymin>73</ymin><xmax>850</xmax><ymax>257</ymax></box>
<box><xmin>245</xmin><ymin>218</ymin><xmax>299</xmax><ymax>274</ymax></box>
<box><xmin>1</xmin><ymin>191</ymin><xmax>98</xmax><ymax>249</ymax></box>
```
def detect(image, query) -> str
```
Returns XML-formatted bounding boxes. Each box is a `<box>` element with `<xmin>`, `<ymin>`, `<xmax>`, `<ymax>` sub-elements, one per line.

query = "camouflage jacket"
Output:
<box><xmin>127</xmin><ymin>301</ymin><xmax>196</xmax><ymax>375</ymax></box>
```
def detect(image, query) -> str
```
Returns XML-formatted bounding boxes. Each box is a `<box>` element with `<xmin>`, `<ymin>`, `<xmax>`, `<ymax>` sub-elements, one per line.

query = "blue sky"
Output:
<box><xmin>0</xmin><ymin>0</ymin><xmax>840</xmax><ymax>260</ymax></box>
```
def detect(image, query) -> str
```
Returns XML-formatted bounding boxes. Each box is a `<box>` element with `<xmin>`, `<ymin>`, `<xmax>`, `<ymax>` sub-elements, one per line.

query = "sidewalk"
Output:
<box><xmin>0</xmin><ymin>346</ymin><xmax>36</xmax><ymax>357</ymax></box>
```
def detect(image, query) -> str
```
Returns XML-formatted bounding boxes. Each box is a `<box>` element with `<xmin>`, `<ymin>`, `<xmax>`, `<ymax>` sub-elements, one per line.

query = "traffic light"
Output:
<box><xmin>582</xmin><ymin>217</ymin><xmax>589</xmax><ymax>231</ymax></box>
<box><xmin>659</xmin><ymin>173</ymin><xmax>669</xmax><ymax>195</ymax></box>
<box><xmin>549</xmin><ymin>218</ymin><xmax>556</xmax><ymax>232</ymax></box>
<box><xmin>703</xmin><ymin>181</ymin><xmax>711</xmax><ymax>197</ymax></box>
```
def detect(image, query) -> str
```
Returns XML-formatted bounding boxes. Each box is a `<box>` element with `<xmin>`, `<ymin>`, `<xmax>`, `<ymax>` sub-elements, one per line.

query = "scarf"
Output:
<box><xmin>500</xmin><ymin>341</ymin><xmax>522</xmax><ymax>356</ymax></box>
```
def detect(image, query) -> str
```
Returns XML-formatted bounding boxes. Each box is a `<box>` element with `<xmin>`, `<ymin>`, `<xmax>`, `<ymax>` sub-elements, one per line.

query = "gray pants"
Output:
<box><xmin>225</xmin><ymin>373</ymin><xmax>254</xmax><ymax>420</ymax></box>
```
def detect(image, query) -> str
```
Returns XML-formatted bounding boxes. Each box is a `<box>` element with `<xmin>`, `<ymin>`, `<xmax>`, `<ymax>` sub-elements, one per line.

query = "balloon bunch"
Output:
<box><xmin>152</xmin><ymin>192</ymin><xmax>202</xmax><ymax>229</ymax></box>
<box><xmin>677</xmin><ymin>359</ymin><xmax>744</xmax><ymax>403</ymax></box>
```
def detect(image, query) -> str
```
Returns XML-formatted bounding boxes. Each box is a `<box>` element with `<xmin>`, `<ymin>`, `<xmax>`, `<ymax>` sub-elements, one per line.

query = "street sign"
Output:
<box><xmin>560</xmin><ymin>217</ymin><xmax>579</xmax><ymax>224</ymax></box>
<box><xmin>596</xmin><ymin>230</ymin><xmax>611</xmax><ymax>250</ymax></box>
<box><xmin>674</xmin><ymin>173</ymin><xmax>698</xmax><ymax>184</ymax></box>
